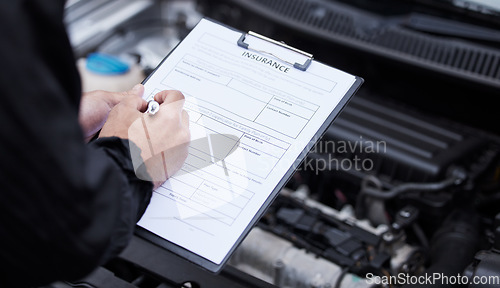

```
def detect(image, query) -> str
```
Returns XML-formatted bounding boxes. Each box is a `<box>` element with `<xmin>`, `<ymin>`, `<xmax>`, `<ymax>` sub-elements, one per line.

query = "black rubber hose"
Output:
<box><xmin>403</xmin><ymin>210</ymin><xmax>479</xmax><ymax>288</ymax></box>
<box><xmin>360</xmin><ymin>167</ymin><xmax>466</xmax><ymax>200</ymax></box>
<box><xmin>355</xmin><ymin>167</ymin><xmax>466</xmax><ymax>218</ymax></box>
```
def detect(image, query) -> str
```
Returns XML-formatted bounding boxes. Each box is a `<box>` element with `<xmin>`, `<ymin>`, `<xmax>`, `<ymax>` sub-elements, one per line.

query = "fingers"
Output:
<box><xmin>121</xmin><ymin>93</ymin><xmax>148</xmax><ymax>112</ymax></box>
<box><xmin>152</xmin><ymin>90</ymin><xmax>186</xmax><ymax>122</ymax></box>
<box><xmin>116</xmin><ymin>84</ymin><xmax>146</xmax><ymax>111</ymax></box>
<box><xmin>182</xmin><ymin>109</ymin><xmax>189</xmax><ymax>128</ymax></box>
<box><xmin>106</xmin><ymin>84</ymin><xmax>145</xmax><ymax>107</ymax></box>
<box><xmin>154</xmin><ymin>90</ymin><xmax>185</xmax><ymax>105</ymax></box>
<box><xmin>123</xmin><ymin>84</ymin><xmax>145</xmax><ymax>106</ymax></box>
<box><xmin>117</xmin><ymin>88</ymin><xmax>187</xmax><ymax>115</ymax></box>
<box><xmin>121</xmin><ymin>84</ymin><xmax>144</xmax><ymax>99</ymax></box>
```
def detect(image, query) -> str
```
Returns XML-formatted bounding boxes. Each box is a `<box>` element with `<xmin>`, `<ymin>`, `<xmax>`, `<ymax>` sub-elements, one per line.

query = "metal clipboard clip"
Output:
<box><xmin>237</xmin><ymin>31</ymin><xmax>314</xmax><ymax>71</ymax></box>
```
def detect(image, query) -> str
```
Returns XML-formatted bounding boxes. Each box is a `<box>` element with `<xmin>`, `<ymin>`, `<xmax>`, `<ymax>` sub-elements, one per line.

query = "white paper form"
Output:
<box><xmin>137</xmin><ymin>18</ymin><xmax>358</xmax><ymax>265</ymax></box>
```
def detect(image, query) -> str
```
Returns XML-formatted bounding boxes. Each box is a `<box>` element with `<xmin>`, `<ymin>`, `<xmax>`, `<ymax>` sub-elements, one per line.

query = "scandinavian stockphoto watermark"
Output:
<box><xmin>297</xmin><ymin>136</ymin><xmax>386</xmax><ymax>174</ymax></box>
<box><xmin>366</xmin><ymin>272</ymin><xmax>500</xmax><ymax>286</ymax></box>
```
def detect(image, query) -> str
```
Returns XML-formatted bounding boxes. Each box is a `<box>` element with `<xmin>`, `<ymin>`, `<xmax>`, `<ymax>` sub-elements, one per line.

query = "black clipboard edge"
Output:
<box><xmin>136</xmin><ymin>17</ymin><xmax>364</xmax><ymax>274</ymax></box>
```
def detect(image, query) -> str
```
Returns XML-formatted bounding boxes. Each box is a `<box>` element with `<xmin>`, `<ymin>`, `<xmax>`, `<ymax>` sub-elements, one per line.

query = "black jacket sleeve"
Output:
<box><xmin>0</xmin><ymin>1</ymin><xmax>152</xmax><ymax>287</ymax></box>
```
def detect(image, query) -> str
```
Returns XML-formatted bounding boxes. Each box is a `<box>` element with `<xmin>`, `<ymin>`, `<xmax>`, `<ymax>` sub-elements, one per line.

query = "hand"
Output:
<box><xmin>79</xmin><ymin>84</ymin><xmax>144</xmax><ymax>142</ymax></box>
<box><xmin>100</xmin><ymin>90</ymin><xmax>190</xmax><ymax>188</ymax></box>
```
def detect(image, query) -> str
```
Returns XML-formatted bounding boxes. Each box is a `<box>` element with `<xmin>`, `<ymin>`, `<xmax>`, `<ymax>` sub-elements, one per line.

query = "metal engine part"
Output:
<box><xmin>229</xmin><ymin>187</ymin><xmax>424</xmax><ymax>288</ymax></box>
<box><xmin>229</xmin><ymin>227</ymin><xmax>370</xmax><ymax>288</ymax></box>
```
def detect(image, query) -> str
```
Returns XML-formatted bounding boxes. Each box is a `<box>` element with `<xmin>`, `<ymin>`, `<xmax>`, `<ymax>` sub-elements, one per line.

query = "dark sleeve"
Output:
<box><xmin>0</xmin><ymin>1</ymin><xmax>152</xmax><ymax>287</ymax></box>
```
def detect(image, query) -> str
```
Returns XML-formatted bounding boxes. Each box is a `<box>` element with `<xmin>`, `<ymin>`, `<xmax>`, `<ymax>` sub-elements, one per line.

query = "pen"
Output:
<box><xmin>146</xmin><ymin>100</ymin><xmax>160</xmax><ymax>115</ymax></box>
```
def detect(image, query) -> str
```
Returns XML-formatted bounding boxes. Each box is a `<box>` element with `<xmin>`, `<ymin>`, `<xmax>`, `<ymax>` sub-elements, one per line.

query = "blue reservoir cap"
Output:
<box><xmin>86</xmin><ymin>53</ymin><xmax>130</xmax><ymax>75</ymax></box>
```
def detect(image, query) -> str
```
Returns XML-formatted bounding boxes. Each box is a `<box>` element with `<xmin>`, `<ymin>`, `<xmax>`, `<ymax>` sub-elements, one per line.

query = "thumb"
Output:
<box><xmin>126</xmin><ymin>84</ymin><xmax>144</xmax><ymax>98</ymax></box>
<box><xmin>109</xmin><ymin>84</ymin><xmax>145</xmax><ymax>107</ymax></box>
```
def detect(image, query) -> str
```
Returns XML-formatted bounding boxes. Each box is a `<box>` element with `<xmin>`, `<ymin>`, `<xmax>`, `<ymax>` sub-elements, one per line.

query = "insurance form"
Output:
<box><xmin>137</xmin><ymin>18</ymin><xmax>361</xmax><ymax>268</ymax></box>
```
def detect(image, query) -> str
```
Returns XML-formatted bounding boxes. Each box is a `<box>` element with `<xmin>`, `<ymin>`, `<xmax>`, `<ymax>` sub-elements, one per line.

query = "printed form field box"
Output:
<box><xmin>270</xmin><ymin>96</ymin><xmax>317</xmax><ymax>119</ymax></box>
<box><xmin>255</xmin><ymin>105</ymin><xmax>309</xmax><ymax>139</ymax></box>
<box><xmin>159</xmin><ymin>177</ymin><xmax>199</xmax><ymax>199</ymax></box>
<box><xmin>164</xmin><ymin>67</ymin><xmax>267</xmax><ymax>121</ymax></box>
<box><xmin>240</xmin><ymin>134</ymin><xmax>286</xmax><ymax>159</ymax></box>
<box><xmin>225</xmin><ymin>143</ymin><xmax>279</xmax><ymax>179</ymax></box>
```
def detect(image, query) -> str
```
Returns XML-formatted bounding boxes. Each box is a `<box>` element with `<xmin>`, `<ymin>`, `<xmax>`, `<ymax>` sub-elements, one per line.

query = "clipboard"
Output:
<box><xmin>135</xmin><ymin>17</ymin><xmax>363</xmax><ymax>273</ymax></box>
